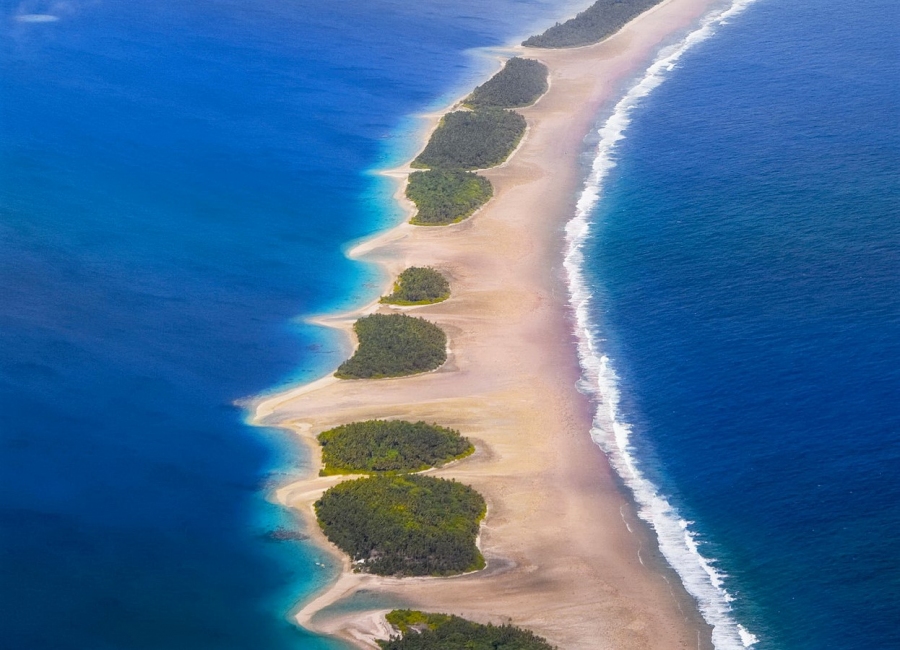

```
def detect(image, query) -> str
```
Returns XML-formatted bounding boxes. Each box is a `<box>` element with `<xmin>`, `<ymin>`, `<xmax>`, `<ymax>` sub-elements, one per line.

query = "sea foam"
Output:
<box><xmin>563</xmin><ymin>0</ymin><xmax>758</xmax><ymax>648</ymax></box>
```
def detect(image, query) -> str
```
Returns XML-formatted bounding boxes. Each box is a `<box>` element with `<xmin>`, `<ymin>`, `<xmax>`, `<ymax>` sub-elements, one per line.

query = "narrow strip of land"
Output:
<box><xmin>253</xmin><ymin>0</ymin><xmax>724</xmax><ymax>648</ymax></box>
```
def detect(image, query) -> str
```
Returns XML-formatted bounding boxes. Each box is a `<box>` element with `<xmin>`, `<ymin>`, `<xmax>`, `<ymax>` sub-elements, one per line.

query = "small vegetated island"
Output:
<box><xmin>464</xmin><ymin>57</ymin><xmax>549</xmax><ymax>109</ymax></box>
<box><xmin>405</xmin><ymin>57</ymin><xmax>549</xmax><ymax>226</ymax></box>
<box><xmin>314</xmin><ymin>474</ymin><xmax>486</xmax><ymax>576</ymax></box>
<box><xmin>523</xmin><ymin>0</ymin><xmax>662</xmax><ymax>48</ymax></box>
<box><xmin>406</xmin><ymin>170</ymin><xmax>493</xmax><ymax>225</ymax></box>
<box><xmin>380</xmin><ymin>610</ymin><xmax>557</xmax><ymax>650</ymax></box>
<box><xmin>335</xmin><ymin>313</ymin><xmax>446</xmax><ymax>379</ymax></box>
<box><xmin>412</xmin><ymin>108</ymin><xmax>526</xmax><ymax>171</ymax></box>
<box><xmin>381</xmin><ymin>266</ymin><xmax>450</xmax><ymax>304</ymax></box>
<box><xmin>318</xmin><ymin>419</ymin><xmax>473</xmax><ymax>475</ymax></box>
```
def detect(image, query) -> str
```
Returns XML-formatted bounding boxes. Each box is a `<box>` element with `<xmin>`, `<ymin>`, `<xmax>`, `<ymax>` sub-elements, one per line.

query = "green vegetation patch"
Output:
<box><xmin>523</xmin><ymin>0</ymin><xmax>661</xmax><ymax>49</ymax></box>
<box><xmin>464</xmin><ymin>57</ymin><xmax>549</xmax><ymax>109</ymax></box>
<box><xmin>412</xmin><ymin>108</ymin><xmax>526</xmax><ymax>171</ymax></box>
<box><xmin>335</xmin><ymin>314</ymin><xmax>447</xmax><ymax>379</ymax></box>
<box><xmin>380</xmin><ymin>610</ymin><xmax>557</xmax><ymax>650</ymax></box>
<box><xmin>381</xmin><ymin>267</ymin><xmax>451</xmax><ymax>305</ymax></box>
<box><xmin>318</xmin><ymin>419</ymin><xmax>473</xmax><ymax>475</ymax></box>
<box><xmin>385</xmin><ymin>610</ymin><xmax>453</xmax><ymax>634</ymax></box>
<box><xmin>314</xmin><ymin>475</ymin><xmax>486</xmax><ymax>576</ymax></box>
<box><xmin>406</xmin><ymin>170</ymin><xmax>493</xmax><ymax>226</ymax></box>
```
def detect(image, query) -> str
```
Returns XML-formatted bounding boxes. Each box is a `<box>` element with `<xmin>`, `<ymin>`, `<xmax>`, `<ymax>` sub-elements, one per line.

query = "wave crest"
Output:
<box><xmin>563</xmin><ymin>1</ymin><xmax>758</xmax><ymax>648</ymax></box>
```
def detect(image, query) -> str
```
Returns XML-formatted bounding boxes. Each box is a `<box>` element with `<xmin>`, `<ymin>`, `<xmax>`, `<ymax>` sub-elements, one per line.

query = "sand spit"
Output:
<box><xmin>252</xmin><ymin>0</ymin><xmax>726</xmax><ymax>648</ymax></box>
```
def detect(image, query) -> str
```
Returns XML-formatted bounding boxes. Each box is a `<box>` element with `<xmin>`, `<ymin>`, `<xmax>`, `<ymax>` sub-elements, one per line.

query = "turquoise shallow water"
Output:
<box><xmin>0</xmin><ymin>1</ymin><xmax>583</xmax><ymax>647</ymax></box>
<box><xmin>3</xmin><ymin>0</ymin><xmax>896</xmax><ymax>648</ymax></box>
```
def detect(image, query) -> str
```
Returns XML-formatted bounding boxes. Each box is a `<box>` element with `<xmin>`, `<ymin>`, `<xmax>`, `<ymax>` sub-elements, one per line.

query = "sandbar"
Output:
<box><xmin>252</xmin><ymin>0</ymin><xmax>726</xmax><ymax>648</ymax></box>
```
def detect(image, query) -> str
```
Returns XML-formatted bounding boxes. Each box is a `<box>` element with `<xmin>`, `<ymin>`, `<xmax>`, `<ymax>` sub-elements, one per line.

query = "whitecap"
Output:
<box><xmin>564</xmin><ymin>0</ymin><xmax>759</xmax><ymax>648</ymax></box>
<box><xmin>738</xmin><ymin>625</ymin><xmax>760</xmax><ymax>646</ymax></box>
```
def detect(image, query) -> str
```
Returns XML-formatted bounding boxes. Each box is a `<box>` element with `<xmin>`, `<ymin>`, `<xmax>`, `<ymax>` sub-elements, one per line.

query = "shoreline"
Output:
<box><xmin>252</xmin><ymin>0</ymin><xmax>728</xmax><ymax>647</ymax></box>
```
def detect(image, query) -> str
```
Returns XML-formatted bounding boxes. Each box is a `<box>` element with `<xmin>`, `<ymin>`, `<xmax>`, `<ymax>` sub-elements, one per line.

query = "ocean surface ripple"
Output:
<box><xmin>565</xmin><ymin>3</ymin><xmax>760</xmax><ymax>646</ymax></box>
<box><xmin>567</xmin><ymin>0</ymin><xmax>900</xmax><ymax>648</ymax></box>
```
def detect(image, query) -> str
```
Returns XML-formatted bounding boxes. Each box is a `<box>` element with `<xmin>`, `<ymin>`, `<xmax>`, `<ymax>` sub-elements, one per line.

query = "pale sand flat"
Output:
<box><xmin>252</xmin><ymin>0</ymin><xmax>726</xmax><ymax>648</ymax></box>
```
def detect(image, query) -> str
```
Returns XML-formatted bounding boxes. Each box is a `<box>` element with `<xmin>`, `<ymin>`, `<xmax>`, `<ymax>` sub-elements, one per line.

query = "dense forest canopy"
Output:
<box><xmin>335</xmin><ymin>314</ymin><xmax>447</xmax><ymax>379</ymax></box>
<box><xmin>381</xmin><ymin>266</ymin><xmax>451</xmax><ymax>304</ymax></box>
<box><xmin>318</xmin><ymin>419</ymin><xmax>473</xmax><ymax>474</ymax></box>
<box><xmin>314</xmin><ymin>475</ymin><xmax>486</xmax><ymax>576</ymax></box>
<box><xmin>523</xmin><ymin>0</ymin><xmax>661</xmax><ymax>48</ymax></box>
<box><xmin>406</xmin><ymin>170</ymin><xmax>493</xmax><ymax>226</ymax></box>
<box><xmin>405</xmin><ymin>57</ymin><xmax>545</xmax><ymax>222</ymax></box>
<box><xmin>380</xmin><ymin>610</ymin><xmax>557</xmax><ymax>650</ymax></box>
<box><xmin>465</xmin><ymin>57</ymin><xmax>549</xmax><ymax>109</ymax></box>
<box><xmin>412</xmin><ymin>109</ymin><xmax>526</xmax><ymax>170</ymax></box>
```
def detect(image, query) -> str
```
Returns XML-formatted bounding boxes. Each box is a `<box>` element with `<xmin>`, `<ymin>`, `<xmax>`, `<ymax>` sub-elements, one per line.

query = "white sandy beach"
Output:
<box><xmin>252</xmin><ymin>0</ymin><xmax>727</xmax><ymax>648</ymax></box>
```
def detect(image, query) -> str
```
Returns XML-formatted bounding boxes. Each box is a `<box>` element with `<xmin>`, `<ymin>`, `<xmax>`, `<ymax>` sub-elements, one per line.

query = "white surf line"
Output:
<box><xmin>562</xmin><ymin>0</ymin><xmax>759</xmax><ymax>648</ymax></box>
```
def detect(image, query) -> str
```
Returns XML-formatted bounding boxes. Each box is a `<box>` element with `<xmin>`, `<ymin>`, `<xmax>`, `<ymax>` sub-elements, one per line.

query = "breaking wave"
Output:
<box><xmin>563</xmin><ymin>1</ymin><xmax>759</xmax><ymax>647</ymax></box>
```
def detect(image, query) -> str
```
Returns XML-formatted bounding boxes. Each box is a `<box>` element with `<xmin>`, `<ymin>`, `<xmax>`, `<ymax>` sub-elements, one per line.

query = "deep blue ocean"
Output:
<box><xmin>0</xmin><ymin>1</ymin><xmax>583</xmax><ymax>648</ymax></box>
<box><xmin>576</xmin><ymin>0</ymin><xmax>899</xmax><ymax>648</ymax></box>
<box><xmin>1</xmin><ymin>0</ymin><xmax>896</xmax><ymax>649</ymax></box>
